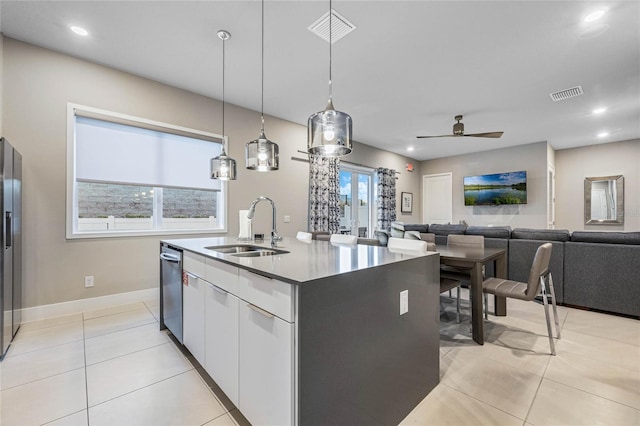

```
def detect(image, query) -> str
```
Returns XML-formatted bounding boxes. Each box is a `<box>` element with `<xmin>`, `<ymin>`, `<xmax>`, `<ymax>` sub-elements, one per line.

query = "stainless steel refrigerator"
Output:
<box><xmin>1</xmin><ymin>137</ymin><xmax>22</xmax><ymax>359</ymax></box>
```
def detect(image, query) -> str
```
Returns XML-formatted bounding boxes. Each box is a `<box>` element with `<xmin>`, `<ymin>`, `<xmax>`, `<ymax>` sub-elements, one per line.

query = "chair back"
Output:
<box><xmin>330</xmin><ymin>234</ymin><xmax>358</xmax><ymax>245</ymax></box>
<box><xmin>526</xmin><ymin>243</ymin><xmax>553</xmax><ymax>298</ymax></box>
<box><xmin>447</xmin><ymin>234</ymin><xmax>484</xmax><ymax>248</ymax></box>
<box><xmin>387</xmin><ymin>237</ymin><xmax>429</xmax><ymax>254</ymax></box>
<box><xmin>296</xmin><ymin>231</ymin><xmax>313</xmax><ymax>241</ymax></box>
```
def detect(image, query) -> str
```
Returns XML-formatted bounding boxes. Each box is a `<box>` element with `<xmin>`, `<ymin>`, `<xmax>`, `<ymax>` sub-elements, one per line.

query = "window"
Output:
<box><xmin>67</xmin><ymin>104</ymin><xmax>227</xmax><ymax>238</ymax></box>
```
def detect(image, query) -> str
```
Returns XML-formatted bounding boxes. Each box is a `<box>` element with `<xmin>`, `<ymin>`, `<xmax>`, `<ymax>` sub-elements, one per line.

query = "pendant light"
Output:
<box><xmin>245</xmin><ymin>0</ymin><xmax>279</xmax><ymax>171</ymax></box>
<box><xmin>307</xmin><ymin>0</ymin><xmax>353</xmax><ymax>157</ymax></box>
<box><xmin>210</xmin><ymin>30</ymin><xmax>237</xmax><ymax>180</ymax></box>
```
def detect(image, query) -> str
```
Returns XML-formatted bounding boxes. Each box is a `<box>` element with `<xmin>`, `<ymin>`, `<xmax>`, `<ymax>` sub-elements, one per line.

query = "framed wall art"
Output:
<box><xmin>401</xmin><ymin>192</ymin><xmax>413</xmax><ymax>213</ymax></box>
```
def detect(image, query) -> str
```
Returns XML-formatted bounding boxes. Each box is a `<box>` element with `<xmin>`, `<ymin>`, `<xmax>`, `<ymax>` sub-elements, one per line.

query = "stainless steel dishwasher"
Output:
<box><xmin>160</xmin><ymin>244</ymin><xmax>183</xmax><ymax>343</ymax></box>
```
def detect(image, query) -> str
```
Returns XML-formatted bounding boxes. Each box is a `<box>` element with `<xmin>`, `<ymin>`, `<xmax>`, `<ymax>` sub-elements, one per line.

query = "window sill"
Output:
<box><xmin>66</xmin><ymin>228</ymin><xmax>227</xmax><ymax>240</ymax></box>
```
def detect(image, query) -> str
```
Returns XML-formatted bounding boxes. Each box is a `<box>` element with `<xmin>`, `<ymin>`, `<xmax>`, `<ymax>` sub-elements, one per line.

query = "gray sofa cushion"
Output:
<box><xmin>465</xmin><ymin>226</ymin><xmax>512</xmax><ymax>239</ymax></box>
<box><xmin>511</xmin><ymin>228</ymin><xmax>571</xmax><ymax>242</ymax></box>
<box><xmin>564</xmin><ymin>242</ymin><xmax>640</xmax><ymax>317</ymax></box>
<box><xmin>403</xmin><ymin>224</ymin><xmax>429</xmax><ymax>233</ymax></box>
<box><xmin>428</xmin><ymin>223</ymin><xmax>467</xmax><ymax>235</ymax></box>
<box><xmin>508</xmin><ymin>239</ymin><xmax>565</xmax><ymax>303</ymax></box>
<box><xmin>571</xmin><ymin>231</ymin><xmax>640</xmax><ymax>245</ymax></box>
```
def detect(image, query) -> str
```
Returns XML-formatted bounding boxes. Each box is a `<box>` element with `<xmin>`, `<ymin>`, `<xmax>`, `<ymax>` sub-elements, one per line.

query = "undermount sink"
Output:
<box><xmin>205</xmin><ymin>245</ymin><xmax>289</xmax><ymax>257</ymax></box>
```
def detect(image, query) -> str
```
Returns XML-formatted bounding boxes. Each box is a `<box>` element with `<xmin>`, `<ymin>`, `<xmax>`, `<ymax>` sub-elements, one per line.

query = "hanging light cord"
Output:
<box><xmin>328</xmin><ymin>0</ymin><xmax>333</xmax><ymax>104</ymax></box>
<box><xmin>261</xmin><ymin>0</ymin><xmax>265</xmax><ymax>133</ymax></box>
<box><xmin>222</xmin><ymin>34</ymin><xmax>226</xmax><ymax>150</ymax></box>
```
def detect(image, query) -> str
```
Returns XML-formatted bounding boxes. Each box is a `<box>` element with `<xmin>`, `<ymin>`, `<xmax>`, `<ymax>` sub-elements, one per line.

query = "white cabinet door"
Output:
<box><xmin>183</xmin><ymin>273</ymin><xmax>205</xmax><ymax>366</ymax></box>
<box><xmin>204</xmin><ymin>282</ymin><xmax>239</xmax><ymax>407</ymax></box>
<box><xmin>239</xmin><ymin>302</ymin><xmax>294</xmax><ymax>426</ymax></box>
<box><xmin>238</xmin><ymin>269</ymin><xmax>293</xmax><ymax>322</ymax></box>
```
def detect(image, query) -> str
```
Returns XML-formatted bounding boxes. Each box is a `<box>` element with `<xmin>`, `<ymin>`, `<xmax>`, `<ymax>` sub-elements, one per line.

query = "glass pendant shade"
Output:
<box><xmin>246</xmin><ymin>131</ymin><xmax>279</xmax><ymax>171</ymax></box>
<box><xmin>210</xmin><ymin>150</ymin><xmax>237</xmax><ymax>180</ymax></box>
<box><xmin>308</xmin><ymin>99</ymin><xmax>353</xmax><ymax>157</ymax></box>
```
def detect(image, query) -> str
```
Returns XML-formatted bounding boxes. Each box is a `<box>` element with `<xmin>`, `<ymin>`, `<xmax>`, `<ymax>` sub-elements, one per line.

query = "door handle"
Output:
<box><xmin>160</xmin><ymin>253</ymin><xmax>180</xmax><ymax>262</ymax></box>
<box><xmin>5</xmin><ymin>211</ymin><xmax>11</xmax><ymax>249</ymax></box>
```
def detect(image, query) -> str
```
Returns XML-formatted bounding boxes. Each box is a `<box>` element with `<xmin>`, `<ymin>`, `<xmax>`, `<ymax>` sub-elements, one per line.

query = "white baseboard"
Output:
<box><xmin>20</xmin><ymin>288</ymin><xmax>159</xmax><ymax>323</ymax></box>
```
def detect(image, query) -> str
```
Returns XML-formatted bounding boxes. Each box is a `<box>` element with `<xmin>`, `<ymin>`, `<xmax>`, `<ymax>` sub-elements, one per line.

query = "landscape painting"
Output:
<box><xmin>464</xmin><ymin>171</ymin><xmax>527</xmax><ymax>206</ymax></box>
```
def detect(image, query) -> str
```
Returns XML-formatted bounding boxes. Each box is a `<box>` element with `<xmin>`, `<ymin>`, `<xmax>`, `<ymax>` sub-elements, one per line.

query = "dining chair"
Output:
<box><xmin>330</xmin><ymin>234</ymin><xmax>358</xmax><ymax>245</ymax></box>
<box><xmin>296</xmin><ymin>231</ymin><xmax>313</xmax><ymax>241</ymax></box>
<box><xmin>439</xmin><ymin>234</ymin><xmax>485</xmax><ymax>320</ymax></box>
<box><xmin>482</xmin><ymin>242</ymin><xmax>561</xmax><ymax>355</ymax></box>
<box><xmin>387</xmin><ymin>237</ymin><xmax>462</xmax><ymax>323</ymax></box>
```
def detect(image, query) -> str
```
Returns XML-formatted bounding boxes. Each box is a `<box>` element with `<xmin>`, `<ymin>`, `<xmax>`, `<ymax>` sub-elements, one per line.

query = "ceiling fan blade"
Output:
<box><xmin>416</xmin><ymin>134</ymin><xmax>457</xmax><ymax>139</ymax></box>
<box><xmin>463</xmin><ymin>131</ymin><xmax>504</xmax><ymax>138</ymax></box>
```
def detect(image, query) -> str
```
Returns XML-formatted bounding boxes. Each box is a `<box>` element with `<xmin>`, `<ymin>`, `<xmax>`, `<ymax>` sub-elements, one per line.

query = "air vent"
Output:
<box><xmin>549</xmin><ymin>86</ymin><xmax>584</xmax><ymax>102</ymax></box>
<box><xmin>308</xmin><ymin>9</ymin><xmax>356</xmax><ymax>44</ymax></box>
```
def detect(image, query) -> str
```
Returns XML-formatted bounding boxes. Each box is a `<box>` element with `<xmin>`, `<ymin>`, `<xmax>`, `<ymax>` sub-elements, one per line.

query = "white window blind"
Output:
<box><xmin>75</xmin><ymin>116</ymin><xmax>222</xmax><ymax>191</ymax></box>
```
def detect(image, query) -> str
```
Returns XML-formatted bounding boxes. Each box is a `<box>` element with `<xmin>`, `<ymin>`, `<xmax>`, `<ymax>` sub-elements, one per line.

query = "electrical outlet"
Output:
<box><xmin>85</xmin><ymin>276</ymin><xmax>94</xmax><ymax>288</ymax></box>
<box><xmin>284</xmin><ymin>215</ymin><xmax>291</xmax><ymax>223</ymax></box>
<box><xmin>400</xmin><ymin>290</ymin><xmax>408</xmax><ymax>315</ymax></box>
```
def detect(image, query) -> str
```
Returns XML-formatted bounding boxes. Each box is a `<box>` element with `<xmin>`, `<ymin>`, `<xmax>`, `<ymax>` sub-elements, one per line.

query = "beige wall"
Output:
<box><xmin>2</xmin><ymin>38</ymin><xmax>419</xmax><ymax>308</ymax></box>
<box><xmin>555</xmin><ymin>139</ymin><xmax>640</xmax><ymax>232</ymax></box>
<box><xmin>419</xmin><ymin>141</ymin><xmax>549</xmax><ymax>228</ymax></box>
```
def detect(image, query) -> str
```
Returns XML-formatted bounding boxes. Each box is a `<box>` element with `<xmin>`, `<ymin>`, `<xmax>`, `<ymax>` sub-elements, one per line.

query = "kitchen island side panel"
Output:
<box><xmin>297</xmin><ymin>254</ymin><xmax>440</xmax><ymax>426</ymax></box>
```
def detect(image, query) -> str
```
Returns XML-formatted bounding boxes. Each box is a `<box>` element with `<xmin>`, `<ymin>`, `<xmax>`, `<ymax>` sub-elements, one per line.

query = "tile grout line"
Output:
<box><xmin>440</xmin><ymin>345</ymin><xmax>549</xmax><ymax>421</ymax></box>
<box><xmin>85</xmin><ymin>340</ymin><xmax>171</xmax><ymax>368</ymax></box>
<box><xmin>522</xmin><ymin>372</ymin><xmax>545</xmax><ymax>424</ymax></box>
<box><xmin>541</xmin><ymin>375</ymin><xmax>640</xmax><ymax>411</ymax></box>
<box><xmin>0</xmin><ymin>365</ymin><xmax>86</xmax><ymax>392</ymax></box>
<box><xmin>83</xmin><ymin>319</ymin><xmax>158</xmax><ymax>341</ymax></box>
<box><xmin>439</xmin><ymin>382</ymin><xmax>527</xmax><ymax>423</ymax></box>
<box><xmin>86</xmin><ymin>369</ymin><xmax>195</xmax><ymax>410</ymax></box>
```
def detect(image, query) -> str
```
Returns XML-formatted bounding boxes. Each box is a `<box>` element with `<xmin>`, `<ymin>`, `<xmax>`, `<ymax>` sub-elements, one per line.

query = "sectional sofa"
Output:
<box><xmin>385</xmin><ymin>223</ymin><xmax>640</xmax><ymax>318</ymax></box>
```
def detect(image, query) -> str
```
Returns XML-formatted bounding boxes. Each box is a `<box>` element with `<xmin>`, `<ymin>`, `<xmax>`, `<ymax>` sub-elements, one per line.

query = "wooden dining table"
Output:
<box><xmin>436</xmin><ymin>244</ymin><xmax>508</xmax><ymax>344</ymax></box>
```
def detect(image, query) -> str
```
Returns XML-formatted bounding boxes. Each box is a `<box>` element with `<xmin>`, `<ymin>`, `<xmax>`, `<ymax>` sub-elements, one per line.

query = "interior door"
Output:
<box><xmin>423</xmin><ymin>173</ymin><xmax>452</xmax><ymax>224</ymax></box>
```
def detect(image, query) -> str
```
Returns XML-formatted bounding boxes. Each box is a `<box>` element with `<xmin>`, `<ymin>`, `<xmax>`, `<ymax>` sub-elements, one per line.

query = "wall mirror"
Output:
<box><xmin>584</xmin><ymin>175</ymin><xmax>624</xmax><ymax>225</ymax></box>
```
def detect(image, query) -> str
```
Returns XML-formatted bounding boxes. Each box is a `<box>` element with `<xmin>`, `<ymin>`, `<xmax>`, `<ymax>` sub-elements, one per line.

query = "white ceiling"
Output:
<box><xmin>1</xmin><ymin>1</ymin><xmax>638</xmax><ymax>161</ymax></box>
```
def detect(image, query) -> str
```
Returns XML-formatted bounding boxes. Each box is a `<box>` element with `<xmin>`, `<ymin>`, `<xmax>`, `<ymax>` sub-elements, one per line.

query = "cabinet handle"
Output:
<box><xmin>207</xmin><ymin>282</ymin><xmax>228</xmax><ymax>295</ymax></box>
<box><xmin>247</xmin><ymin>303</ymin><xmax>275</xmax><ymax>319</ymax></box>
<box><xmin>248</xmin><ymin>270</ymin><xmax>272</xmax><ymax>280</ymax></box>
<box><xmin>185</xmin><ymin>272</ymin><xmax>198</xmax><ymax>279</ymax></box>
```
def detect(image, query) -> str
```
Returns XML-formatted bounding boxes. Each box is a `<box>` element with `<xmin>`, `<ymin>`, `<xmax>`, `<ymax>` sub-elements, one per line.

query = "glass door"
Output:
<box><xmin>339</xmin><ymin>166</ymin><xmax>374</xmax><ymax>238</ymax></box>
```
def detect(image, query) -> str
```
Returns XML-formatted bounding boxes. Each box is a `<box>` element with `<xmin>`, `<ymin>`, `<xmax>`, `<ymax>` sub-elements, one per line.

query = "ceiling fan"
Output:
<box><xmin>417</xmin><ymin>115</ymin><xmax>504</xmax><ymax>139</ymax></box>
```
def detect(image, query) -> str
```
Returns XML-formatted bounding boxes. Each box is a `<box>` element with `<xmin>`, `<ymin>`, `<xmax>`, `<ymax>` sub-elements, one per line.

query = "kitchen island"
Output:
<box><xmin>160</xmin><ymin>237</ymin><xmax>440</xmax><ymax>426</ymax></box>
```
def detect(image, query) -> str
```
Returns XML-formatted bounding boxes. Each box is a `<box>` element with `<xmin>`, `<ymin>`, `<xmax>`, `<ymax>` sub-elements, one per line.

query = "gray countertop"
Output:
<box><xmin>161</xmin><ymin>237</ymin><xmax>436</xmax><ymax>284</ymax></box>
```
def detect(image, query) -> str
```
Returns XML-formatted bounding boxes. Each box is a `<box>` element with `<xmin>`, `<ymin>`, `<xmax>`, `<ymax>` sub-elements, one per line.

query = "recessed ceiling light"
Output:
<box><xmin>584</xmin><ymin>8</ymin><xmax>607</xmax><ymax>23</ymax></box>
<box><xmin>597</xmin><ymin>132</ymin><xmax>609</xmax><ymax>138</ymax></box>
<box><xmin>592</xmin><ymin>107</ymin><xmax>607</xmax><ymax>115</ymax></box>
<box><xmin>407</xmin><ymin>146</ymin><xmax>414</xmax><ymax>152</ymax></box>
<box><xmin>70</xmin><ymin>25</ymin><xmax>89</xmax><ymax>36</ymax></box>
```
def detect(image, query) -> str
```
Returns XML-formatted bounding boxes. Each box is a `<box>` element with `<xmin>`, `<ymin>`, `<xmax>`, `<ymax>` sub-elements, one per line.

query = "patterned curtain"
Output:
<box><xmin>308</xmin><ymin>155</ymin><xmax>341</xmax><ymax>233</ymax></box>
<box><xmin>376</xmin><ymin>168</ymin><xmax>396</xmax><ymax>231</ymax></box>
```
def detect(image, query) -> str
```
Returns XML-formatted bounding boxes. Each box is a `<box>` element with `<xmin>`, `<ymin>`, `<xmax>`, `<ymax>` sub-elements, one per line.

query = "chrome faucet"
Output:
<box><xmin>247</xmin><ymin>196</ymin><xmax>283</xmax><ymax>247</ymax></box>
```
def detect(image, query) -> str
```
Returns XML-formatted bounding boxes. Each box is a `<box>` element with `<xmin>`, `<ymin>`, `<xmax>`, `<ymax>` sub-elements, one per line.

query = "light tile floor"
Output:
<box><xmin>0</xmin><ymin>293</ymin><xmax>638</xmax><ymax>425</ymax></box>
